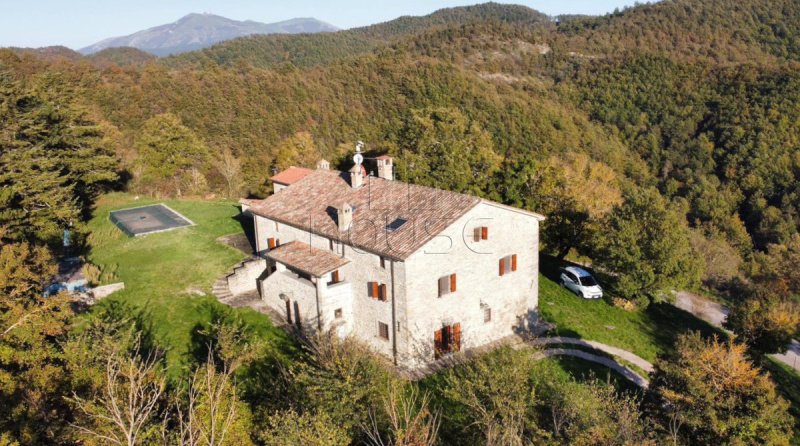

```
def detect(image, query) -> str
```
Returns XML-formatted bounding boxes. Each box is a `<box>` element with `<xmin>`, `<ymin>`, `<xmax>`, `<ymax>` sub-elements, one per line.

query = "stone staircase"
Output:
<box><xmin>212</xmin><ymin>277</ymin><xmax>234</xmax><ymax>303</ymax></box>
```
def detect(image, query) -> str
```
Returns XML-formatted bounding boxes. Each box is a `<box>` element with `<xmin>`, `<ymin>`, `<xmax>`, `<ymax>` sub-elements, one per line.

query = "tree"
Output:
<box><xmin>439</xmin><ymin>347</ymin><xmax>541</xmax><ymax>445</ymax></box>
<box><xmin>0</xmin><ymin>235</ymin><xmax>74</xmax><ymax>445</ymax></box>
<box><xmin>364</xmin><ymin>384</ymin><xmax>440</xmax><ymax>446</ymax></box>
<box><xmin>648</xmin><ymin>332</ymin><xmax>793</xmax><ymax>445</ymax></box>
<box><xmin>213</xmin><ymin>148</ymin><xmax>243</xmax><ymax>199</ymax></box>
<box><xmin>172</xmin><ymin>356</ymin><xmax>254</xmax><ymax>446</ymax></box>
<box><xmin>288</xmin><ymin>333</ymin><xmax>395</xmax><ymax>441</ymax></box>
<box><xmin>69</xmin><ymin>336</ymin><xmax>166</xmax><ymax>446</ymax></box>
<box><xmin>272</xmin><ymin>131</ymin><xmax>319</xmax><ymax>172</ymax></box>
<box><xmin>748</xmin><ymin>234</ymin><xmax>800</xmax><ymax>298</ymax></box>
<box><xmin>591</xmin><ymin>187</ymin><xmax>702</xmax><ymax>300</ymax></box>
<box><xmin>395</xmin><ymin>107</ymin><xmax>501</xmax><ymax>196</ymax></box>
<box><xmin>135</xmin><ymin>113</ymin><xmax>209</xmax><ymax>197</ymax></box>
<box><xmin>0</xmin><ymin>74</ymin><xmax>118</xmax><ymax>245</ymax></box>
<box><xmin>726</xmin><ymin>286</ymin><xmax>800</xmax><ymax>356</ymax></box>
<box><xmin>257</xmin><ymin>410</ymin><xmax>349</xmax><ymax>446</ymax></box>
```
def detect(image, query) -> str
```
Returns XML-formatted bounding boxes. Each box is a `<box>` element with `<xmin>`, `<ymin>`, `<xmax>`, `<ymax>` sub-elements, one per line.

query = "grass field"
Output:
<box><xmin>83</xmin><ymin>193</ymin><xmax>295</xmax><ymax>377</ymax></box>
<box><xmin>538</xmin><ymin>258</ymin><xmax>723</xmax><ymax>363</ymax></box>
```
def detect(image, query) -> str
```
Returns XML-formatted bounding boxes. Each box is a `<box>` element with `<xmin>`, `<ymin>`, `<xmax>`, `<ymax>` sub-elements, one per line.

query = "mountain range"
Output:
<box><xmin>78</xmin><ymin>13</ymin><xmax>339</xmax><ymax>56</ymax></box>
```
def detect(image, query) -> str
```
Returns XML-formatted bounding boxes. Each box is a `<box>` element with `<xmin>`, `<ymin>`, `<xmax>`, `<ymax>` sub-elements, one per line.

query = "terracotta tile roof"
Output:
<box><xmin>266</xmin><ymin>241</ymin><xmax>349</xmax><ymax>277</ymax></box>
<box><xmin>270</xmin><ymin>166</ymin><xmax>313</xmax><ymax>185</ymax></box>
<box><xmin>248</xmin><ymin>170</ymin><xmax>482</xmax><ymax>260</ymax></box>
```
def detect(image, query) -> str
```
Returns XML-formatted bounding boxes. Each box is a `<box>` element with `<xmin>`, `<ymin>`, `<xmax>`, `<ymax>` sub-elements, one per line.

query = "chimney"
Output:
<box><xmin>316</xmin><ymin>159</ymin><xmax>330</xmax><ymax>170</ymax></box>
<box><xmin>336</xmin><ymin>203</ymin><xmax>353</xmax><ymax>232</ymax></box>
<box><xmin>349</xmin><ymin>164</ymin><xmax>364</xmax><ymax>188</ymax></box>
<box><xmin>376</xmin><ymin>155</ymin><xmax>393</xmax><ymax>181</ymax></box>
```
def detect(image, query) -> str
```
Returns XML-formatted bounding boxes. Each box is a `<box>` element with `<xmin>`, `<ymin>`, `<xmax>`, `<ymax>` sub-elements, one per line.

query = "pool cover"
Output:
<box><xmin>109</xmin><ymin>204</ymin><xmax>194</xmax><ymax>237</ymax></box>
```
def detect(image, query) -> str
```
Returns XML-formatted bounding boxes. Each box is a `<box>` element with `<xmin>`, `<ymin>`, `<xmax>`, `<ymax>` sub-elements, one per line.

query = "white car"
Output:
<box><xmin>560</xmin><ymin>266</ymin><xmax>603</xmax><ymax>299</ymax></box>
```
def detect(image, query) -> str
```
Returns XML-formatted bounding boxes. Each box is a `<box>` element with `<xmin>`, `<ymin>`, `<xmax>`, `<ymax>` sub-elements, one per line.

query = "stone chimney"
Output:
<box><xmin>336</xmin><ymin>203</ymin><xmax>353</xmax><ymax>231</ymax></box>
<box><xmin>349</xmin><ymin>164</ymin><xmax>364</xmax><ymax>188</ymax></box>
<box><xmin>376</xmin><ymin>155</ymin><xmax>393</xmax><ymax>181</ymax></box>
<box><xmin>316</xmin><ymin>159</ymin><xmax>330</xmax><ymax>170</ymax></box>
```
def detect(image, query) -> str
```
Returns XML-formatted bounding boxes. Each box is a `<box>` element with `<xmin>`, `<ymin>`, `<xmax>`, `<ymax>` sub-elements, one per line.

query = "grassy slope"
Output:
<box><xmin>84</xmin><ymin>193</ymin><xmax>295</xmax><ymax>376</ymax></box>
<box><xmin>538</xmin><ymin>270</ymin><xmax>722</xmax><ymax>363</ymax></box>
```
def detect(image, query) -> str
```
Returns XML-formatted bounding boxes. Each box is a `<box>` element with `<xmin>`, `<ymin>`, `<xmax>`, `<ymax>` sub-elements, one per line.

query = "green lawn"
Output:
<box><xmin>538</xmin><ymin>261</ymin><xmax>723</xmax><ymax>363</ymax></box>
<box><xmin>83</xmin><ymin>193</ymin><xmax>295</xmax><ymax>377</ymax></box>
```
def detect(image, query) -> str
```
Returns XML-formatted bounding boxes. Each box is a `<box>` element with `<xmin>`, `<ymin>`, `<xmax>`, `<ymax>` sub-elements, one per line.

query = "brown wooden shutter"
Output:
<box><xmin>371</xmin><ymin>282</ymin><xmax>379</xmax><ymax>299</ymax></box>
<box><xmin>379</xmin><ymin>284</ymin><xmax>387</xmax><ymax>301</ymax></box>
<box><xmin>276</xmin><ymin>239</ymin><xmax>281</xmax><ymax>247</ymax></box>
<box><xmin>332</xmin><ymin>270</ymin><xmax>340</xmax><ymax>283</ymax></box>
<box><xmin>499</xmin><ymin>258</ymin><xmax>505</xmax><ymax>276</ymax></box>
<box><xmin>481</xmin><ymin>226</ymin><xmax>488</xmax><ymax>240</ymax></box>
<box><xmin>434</xmin><ymin>329</ymin><xmax>443</xmax><ymax>359</ymax></box>
<box><xmin>473</xmin><ymin>227</ymin><xmax>481</xmax><ymax>242</ymax></box>
<box><xmin>512</xmin><ymin>254</ymin><xmax>517</xmax><ymax>271</ymax></box>
<box><xmin>268</xmin><ymin>238</ymin><xmax>276</xmax><ymax>249</ymax></box>
<box><xmin>450</xmin><ymin>274</ymin><xmax>457</xmax><ymax>292</ymax></box>
<box><xmin>452</xmin><ymin>323</ymin><xmax>462</xmax><ymax>352</ymax></box>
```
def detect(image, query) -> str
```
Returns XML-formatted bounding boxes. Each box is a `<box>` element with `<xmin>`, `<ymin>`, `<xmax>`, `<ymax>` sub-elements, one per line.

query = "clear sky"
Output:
<box><xmin>0</xmin><ymin>0</ymin><xmax>642</xmax><ymax>50</ymax></box>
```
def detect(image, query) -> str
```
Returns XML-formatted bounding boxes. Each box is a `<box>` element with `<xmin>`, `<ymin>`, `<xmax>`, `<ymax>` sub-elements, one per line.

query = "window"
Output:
<box><xmin>378</xmin><ymin>322</ymin><xmax>390</xmax><ymax>340</ymax></box>
<box><xmin>473</xmin><ymin>226</ymin><xmax>489</xmax><ymax>242</ymax></box>
<box><xmin>327</xmin><ymin>270</ymin><xmax>341</xmax><ymax>286</ymax></box>
<box><xmin>438</xmin><ymin>273</ymin><xmax>457</xmax><ymax>297</ymax></box>
<box><xmin>386</xmin><ymin>218</ymin><xmax>408</xmax><ymax>233</ymax></box>
<box><xmin>434</xmin><ymin>323</ymin><xmax>461</xmax><ymax>359</ymax></box>
<box><xmin>484</xmin><ymin>307</ymin><xmax>492</xmax><ymax>323</ymax></box>
<box><xmin>334</xmin><ymin>308</ymin><xmax>343</xmax><ymax>319</ymax></box>
<box><xmin>368</xmin><ymin>282</ymin><xmax>387</xmax><ymax>301</ymax></box>
<box><xmin>498</xmin><ymin>254</ymin><xmax>518</xmax><ymax>276</ymax></box>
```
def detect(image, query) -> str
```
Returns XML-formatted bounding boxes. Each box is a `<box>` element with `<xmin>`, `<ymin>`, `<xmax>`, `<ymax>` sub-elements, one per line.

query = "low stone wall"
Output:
<box><xmin>227</xmin><ymin>258</ymin><xmax>266</xmax><ymax>296</ymax></box>
<box><xmin>90</xmin><ymin>282</ymin><xmax>125</xmax><ymax>299</ymax></box>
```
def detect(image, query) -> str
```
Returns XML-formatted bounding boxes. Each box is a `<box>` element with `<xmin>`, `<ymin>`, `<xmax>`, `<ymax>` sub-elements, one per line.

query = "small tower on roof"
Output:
<box><xmin>376</xmin><ymin>155</ymin><xmax>393</xmax><ymax>181</ymax></box>
<box><xmin>349</xmin><ymin>142</ymin><xmax>365</xmax><ymax>189</ymax></box>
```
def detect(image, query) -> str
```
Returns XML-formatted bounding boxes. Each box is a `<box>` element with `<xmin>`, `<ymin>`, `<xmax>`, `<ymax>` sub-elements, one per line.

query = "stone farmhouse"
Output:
<box><xmin>239</xmin><ymin>148</ymin><xmax>544</xmax><ymax>369</ymax></box>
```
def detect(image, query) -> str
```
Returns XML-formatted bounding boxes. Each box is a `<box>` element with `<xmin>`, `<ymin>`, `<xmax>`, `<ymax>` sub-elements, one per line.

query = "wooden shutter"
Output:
<box><xmin>511</xmin><ymin>254</ymin><xmax>517</xmax><ymax>271</ymax></box>
<box><xmin>276</xmin><ymin>239</ymin><xmax>281</xmax><ymax>247</ymax></box>
<box><xmin>450</xmin><ymin>274</ymin><xmax>457</xmax><ymax>292</ymax></box>
<box><xmin>473</xmin><ymin>227</ymin><xmax>481</xmax><ymax>242</ymax></box>
<box><xmin>332</xmin><ymin>270</ymin><xmax>340</xmax><ymax>283</ymax></box>
<box><xmin>370</xmin><ymin>282</ymin><xmax>379</xmax><ymax>299</ymax></box>
<box><xmin>438</xmin><ymin>276</ymin><xmax>448</xmax><ymax>297</ymax></box>
<box><xmin>434</xmin><ymin>328</ymin><xmax>443</xmax><ymax>359</ymax></box>
<box><xmin>268</xmin><ymin>238</ymin><xmax>276</xmax><ymax>249</ymax></box>
<box><xmin>452</xmin><ymin>323</ymin><xmax>462</xmax><ymax>352</ymax></box>
<box><xmin>481</xmin><ymin>226</ymin><xmax>488</xmax><ymax>240</ymax></box>
<box><xmin>379</xmin><ymin>284</ymin><xmax>387</xmax><ymax>301</ymax></box>
<box><xmin>499</xmin><ymin>258</ymin><xmax>505</xmax><ymax>276</ymax></box>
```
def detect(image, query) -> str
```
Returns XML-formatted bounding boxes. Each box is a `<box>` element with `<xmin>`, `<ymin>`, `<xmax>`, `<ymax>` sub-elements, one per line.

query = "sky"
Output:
<box><xmin>0</xmin><ymin>0</ymin><xmax>643</xmax><ymax>50</ymax></box>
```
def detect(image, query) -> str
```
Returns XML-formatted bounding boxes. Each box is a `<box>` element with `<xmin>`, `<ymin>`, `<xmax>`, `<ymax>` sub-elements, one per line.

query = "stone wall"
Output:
<box><xmin>401</xmin><ymin>202</ymin><xmax>540</xmax><ymax>367</ymax></box>
<box><xmin>227</xmin><ymin>258</ymin><xmax>266</xmax><ymax>295</ymax></box>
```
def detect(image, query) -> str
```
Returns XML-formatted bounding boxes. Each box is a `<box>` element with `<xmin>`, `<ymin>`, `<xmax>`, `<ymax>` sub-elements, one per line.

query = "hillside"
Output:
<box><xmin>79</xmin><ymin>13</ymin><xmax>339</xmax><ymax>56</ymax></box>
<box><xmin>165</xmin><ymin>2</ymin><xmax>550</xmax><ymax>69</ymax></box>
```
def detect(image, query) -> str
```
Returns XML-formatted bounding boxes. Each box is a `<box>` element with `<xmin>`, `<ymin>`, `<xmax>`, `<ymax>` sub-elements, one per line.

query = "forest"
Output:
<box><xmin>1</xmin><ymin>0</ymin><xmax>800</xmax><ymax>444</ymax></box>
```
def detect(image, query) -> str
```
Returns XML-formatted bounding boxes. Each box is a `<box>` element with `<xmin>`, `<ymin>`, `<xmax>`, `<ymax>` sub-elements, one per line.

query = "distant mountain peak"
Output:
<box><xmin>79</xmin><ymin>14</ymin><xmax>339</xmax><ymax>57</ymax></box>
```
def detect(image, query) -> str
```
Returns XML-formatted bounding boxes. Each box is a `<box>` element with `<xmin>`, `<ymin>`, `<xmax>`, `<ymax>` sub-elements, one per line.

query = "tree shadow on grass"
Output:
<box><xmin>641</xmin><ymin>301</ymin><xmax>728</xmax><ymax>357</ymax></box>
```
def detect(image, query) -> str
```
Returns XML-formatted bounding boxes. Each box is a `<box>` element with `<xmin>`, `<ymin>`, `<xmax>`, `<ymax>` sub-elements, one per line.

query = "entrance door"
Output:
<box><xmin>434</xmin><ymin>322</ymin><xmax>462</xmax><ymax>359</ymax></box>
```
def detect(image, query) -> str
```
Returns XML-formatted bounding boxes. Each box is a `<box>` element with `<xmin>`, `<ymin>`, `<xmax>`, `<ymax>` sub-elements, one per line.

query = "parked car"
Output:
<box><xmin>560</xmin><ymin>266</ymin><xmax>603</xmax><ymax>299</ymax></box>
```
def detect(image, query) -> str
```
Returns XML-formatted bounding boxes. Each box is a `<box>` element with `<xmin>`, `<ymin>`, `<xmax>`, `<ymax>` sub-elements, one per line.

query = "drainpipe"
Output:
<box><xmin>315</xmin><ymin>278</ymin><xmax>323</xmax><ymax>332</ymax></box>
<box><xmin>390</xmin><ymin>260</ymin><xmax>397</xmax><ymax>366</ymax></box>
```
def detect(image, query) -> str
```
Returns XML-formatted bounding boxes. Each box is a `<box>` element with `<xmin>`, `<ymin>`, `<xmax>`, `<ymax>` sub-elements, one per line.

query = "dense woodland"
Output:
<box><xmin>2</xmin><ymin>0</ymin><xmax>800</xmax><ymax>444</ymax></box>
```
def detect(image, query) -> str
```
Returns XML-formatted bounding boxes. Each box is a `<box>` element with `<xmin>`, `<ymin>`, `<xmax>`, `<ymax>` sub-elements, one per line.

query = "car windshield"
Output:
<box><xmin>579</xmin><ymin>275</ymin><xmax>598</xmax><ymax>286</ymax></box>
